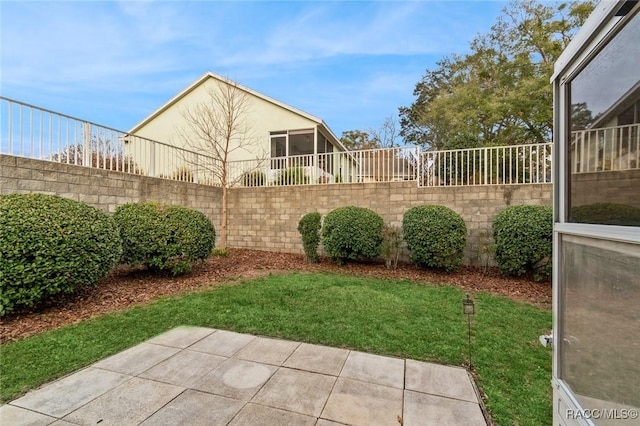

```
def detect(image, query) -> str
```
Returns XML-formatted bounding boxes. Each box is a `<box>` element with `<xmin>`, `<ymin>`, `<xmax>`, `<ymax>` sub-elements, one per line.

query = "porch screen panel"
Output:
<box><xmin>560</xmin><ymin>235</ymin><xmax>640</xmax><ymax>415</ymax></box>
<box><xmin>270</xmin><ymin>134</ymin><xmax>286</xmax><ymax>169</ymax></box>
<box><xmin>317</xmin><ymin>133</ymin><xmax>333</xmax><ymax>174</ymax></box>
<box><xmin>288</xmin><ymin>130</ymin><xmax>314</xmax><ymax>168</ymax></box>
<box><xmin>568</xmin><ymin>10</ymin><xmax>640</xmax><ymax>226</ymax></box>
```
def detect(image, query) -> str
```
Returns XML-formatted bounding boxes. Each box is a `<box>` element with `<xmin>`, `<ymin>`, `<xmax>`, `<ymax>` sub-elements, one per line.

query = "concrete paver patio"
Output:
<box><xmin>2</xmin><ymin>326</ymin><xmax>488</xmax><ymax>426</ymax></box>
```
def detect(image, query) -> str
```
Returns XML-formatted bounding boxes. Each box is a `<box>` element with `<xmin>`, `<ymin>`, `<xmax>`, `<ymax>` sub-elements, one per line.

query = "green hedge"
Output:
<box><xmin>297</xmin><ymin>212</ymin><xmax>322</xmax><ymax>263</ymax></box>
<box><xmin>571</xmin><ymin>203</ymin><xmax>640</xmax><ymax>226</ymax></box>
<box><xmin>0</xmin><ymin>194</ymin><xmax>122</xmax><ymax>316</ymax></box>
<box><xmin>113</xmin><ymin>202</ymin><xmax>215</xmax><ymax>275</ymax></box>
<box><xmin>402</xmin><ymin>205</ymin><xmax>467</xmax><ymax>272</ymax></box>
<box><xmin>321</xmin><ymin>206</ymin><xmax>384</xmax><ymax>264</ymax></box>
<box><xmin>493</xmin><ymin>205</ymin><xmax>552</xmax><ymax>281</ymax></box>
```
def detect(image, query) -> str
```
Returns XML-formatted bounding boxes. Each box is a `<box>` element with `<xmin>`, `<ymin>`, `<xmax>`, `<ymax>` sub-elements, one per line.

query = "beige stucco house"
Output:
<box><xmin>127</xmin><ymin>71</ymin><xmax>350</xmax><ymax>185</ymax></box>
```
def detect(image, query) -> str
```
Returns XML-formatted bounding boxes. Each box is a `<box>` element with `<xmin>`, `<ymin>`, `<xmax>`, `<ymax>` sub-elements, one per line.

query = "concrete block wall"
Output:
<box><xmin>227</xmin><ymin>181</ymin><xmax>553</xmax><ymax>265</ymax></box>
<box><xmin>0</xmin><ymin>155</ymin><xmax>222</xmax><ymax>233</ymax></box>
<box><xmin>571</xmin><ymin>170</ymin><xmax>640</xmax><ymax>208</ymax></box>
<box><xmin>1</xmin><ymin>154</ymin><xmax>553</xmax><ymax>265</ymax></box>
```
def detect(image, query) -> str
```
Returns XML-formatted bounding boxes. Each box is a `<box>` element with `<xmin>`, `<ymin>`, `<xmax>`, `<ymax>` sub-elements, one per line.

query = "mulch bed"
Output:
<box><xmin>0</xmin><ymin>249</ymin><xmax>551</xmax><ymax>344</ymax></box>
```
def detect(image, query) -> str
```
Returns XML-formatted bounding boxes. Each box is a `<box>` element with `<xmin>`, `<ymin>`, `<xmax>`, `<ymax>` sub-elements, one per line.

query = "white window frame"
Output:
<box><xmin>552</xmin><ymin>2</ymin><xmax>640</xmax><ymax>424</ymax></box>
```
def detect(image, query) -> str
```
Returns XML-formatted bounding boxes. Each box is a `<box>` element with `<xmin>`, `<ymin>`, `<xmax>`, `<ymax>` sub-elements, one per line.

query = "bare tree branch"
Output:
<box><xmin>369</xmin><ymin>116</ymin><xmax>400</xmax><ymax>148</ymax></box>
<box><xmin>175</xmin><ymin>79</ymin><xmax>268</xmax><ymax>248</ymax></box>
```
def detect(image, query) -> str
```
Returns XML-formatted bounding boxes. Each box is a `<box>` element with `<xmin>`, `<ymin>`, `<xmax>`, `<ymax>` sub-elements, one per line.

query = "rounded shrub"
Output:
<box><xmin>0</xmin><ymin>194</ymin><xmax>122</xmax><ymax>316</ymax></box>
<box><xmin>571</xmin><ymin>203</ymin><xmax>640</xmax><ymax>226</ymax></box>
<box><xmin>321</xmin><ymin>206</ymin><xmax>384</xmax><ymax>264</ymax></box>
<box><xmin>113</xmin><ymin>202</ymin><xmax>215</xmax><ymax>275</ymax></box>
<box><xmin>492</xmin><ymin>205</ymin><xmax>552</xmax><ymax>281</ymax></box>
<box><xmin>297</xmin><ymin>212</ymin><xmax>322</xmax><ymax>263</ymax></box>
<box><xmin>402</xmin><ymin>205</ymin><xmax>467</xmax><ymax>272</ymax></box>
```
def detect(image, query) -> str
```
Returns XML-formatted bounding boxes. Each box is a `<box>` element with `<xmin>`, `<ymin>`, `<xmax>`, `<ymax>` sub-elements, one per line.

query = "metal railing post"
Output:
<box><xmin>82</xmin><ymin>122</ymin><xmax>92</xmax><ymax>167</ymax></box>
<box><xmin>149</xmin><ymin>141</ymin><xmax>156</xmax><ymax>177</ymax></box>
<box><xmin>483</xmin><ymin>148</ymin><xmax>488</xmax><ymax>185</ymax></box>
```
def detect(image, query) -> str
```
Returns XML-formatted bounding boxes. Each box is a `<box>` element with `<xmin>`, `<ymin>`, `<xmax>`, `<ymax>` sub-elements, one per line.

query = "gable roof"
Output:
<box><xmin>589</xmin><ymin>80</ymin><xmax>640</xmax><ymax>129</ymax></box>
<box><xmin>129</xmin><ymin>71</ymin><xmax>345</xmax><ymax>150</ymax></box>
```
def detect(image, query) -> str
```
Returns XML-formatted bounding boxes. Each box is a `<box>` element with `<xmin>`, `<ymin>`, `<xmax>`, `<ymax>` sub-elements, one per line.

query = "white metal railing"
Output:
<box><xmin>571</xmin><ymin>123</ymin><xmax>640</xmax><ymax>173</ymax></box>
<box><xmin>228</xmin><ymin>147</ymin><xmax>420</xmax><ymax>187</ymax></box>
<box><xmin>1</xmin><ymin>96</ymin><xmax>556</xmax><ymax>188</ymax></box>
<box><xmin>0</xmin><ymin>97</ymin><xmax>220</xmax><ymax>184</ymax></box>
<box><xmin>419</xmin><ymin>143</ymin><xmax>552</xmax><ymax>186</ymax></box>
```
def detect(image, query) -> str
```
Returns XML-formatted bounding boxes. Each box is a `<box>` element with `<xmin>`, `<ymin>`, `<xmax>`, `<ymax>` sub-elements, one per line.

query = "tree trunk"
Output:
<box><xmin>220</xmin><ymin>185</ymin><xmax>228</xmax><ymax>249</ymax></box>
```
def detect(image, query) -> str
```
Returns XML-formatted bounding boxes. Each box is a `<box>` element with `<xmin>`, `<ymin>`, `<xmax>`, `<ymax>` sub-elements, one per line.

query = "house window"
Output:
<box><xmin>270</xmin><ymin>129</ymin><xmax>315</xmax><ymax>168</ymax></box>
<box><xmin>270</xmin><ymin>133</ymin><xmax>287</xmax><ymax>169</ymax></box>
<box><xmin>288</xmin><ymin>130</ymin><xmax>314</xmax><ymax>156</ymax></box>
<box><xmin>268</xmin><ymin>129</ymin><xmax>338</xmax><ymax>175</ymax></box>
<box><xmin>568</xmin><ymin>9</ymin><xmax>640</xmax><ymax>225</ymax></box>
<box><xmin>271</xmin><ymin>134</ymin><xmax>286</xmax><ymax>157</ymax></box>
<box><xmin>316</xmin><ymin>133</ymin><xmax>333</xmax><ymax>154</ymax></box>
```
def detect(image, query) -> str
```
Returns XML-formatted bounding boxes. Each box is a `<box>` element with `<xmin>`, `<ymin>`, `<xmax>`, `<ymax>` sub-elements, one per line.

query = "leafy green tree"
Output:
<box><xmin>399</xmin><ymin>0</ymin><xmax>594</xmax><ymax>150</ymax></box>
<box><xmin>340</xmin><ymin>130</ymin><xmax>379</xmax><ymax>150</ymax></box>
<box><xmin>570</xmin><ymin>102</ymin><xmax>594</xmax><ymax>130</ymax></box>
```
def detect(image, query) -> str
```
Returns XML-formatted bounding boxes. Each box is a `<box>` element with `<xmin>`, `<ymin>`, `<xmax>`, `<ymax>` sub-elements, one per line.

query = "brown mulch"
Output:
<box><xmin>0</xmin><ymin>249</ymin><xmax>551</xmax><ymax>344</ymax></box>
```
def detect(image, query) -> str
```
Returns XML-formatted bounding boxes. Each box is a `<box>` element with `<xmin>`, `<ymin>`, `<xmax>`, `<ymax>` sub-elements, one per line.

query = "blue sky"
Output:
<box><xmin>1</xmin><ymin>1</ymin><xmax>507</xmax><ymax>140</ymax></box>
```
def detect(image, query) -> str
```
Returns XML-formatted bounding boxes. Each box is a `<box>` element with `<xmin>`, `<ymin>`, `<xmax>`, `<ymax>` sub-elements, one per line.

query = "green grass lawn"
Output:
<box><xmin>0</xmin><ymin>272</ymin><xmax>551</xmax><ymax>425</ymax></box>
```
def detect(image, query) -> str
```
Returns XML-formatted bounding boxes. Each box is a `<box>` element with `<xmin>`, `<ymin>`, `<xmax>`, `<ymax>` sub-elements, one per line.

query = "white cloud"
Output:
<box><xmin>1</xmin><ymin>1</ymin><xmax>502</xmax><ymax>91</ymax></box>
<box><xmin>0</xmin><ymin>1</ymin><xmax>505</xmax><ymax>132</ymax></box>
<box><xmin>218</xmin><ymin>1</ymin><xmax>498</xmax><ymax>68</ymax></box>
<box><xmin>1</xmin><ymin>2</ymin><xmax>196</xmax><ymax>92</ymax></box>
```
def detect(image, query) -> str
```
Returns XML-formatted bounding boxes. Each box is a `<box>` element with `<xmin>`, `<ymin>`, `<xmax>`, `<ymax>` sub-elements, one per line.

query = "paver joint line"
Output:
<box><xmin>6</xmin><ymin>326</ymin><xmax>488</xmax><ymax>426</ymax></box>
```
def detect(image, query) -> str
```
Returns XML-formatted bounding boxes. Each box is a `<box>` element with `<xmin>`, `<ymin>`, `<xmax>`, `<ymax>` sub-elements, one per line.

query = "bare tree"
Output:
<box><xmin>50</xmin><ymin>136</ymin><xmax>142</xmax><ymax>174</ymax></box>
<box><xmin>369</xmin><ymin>116</ymin><xmax>400</xmax><ymax>148</ymax></box>
<box><xmin>177</xmin><ymin>79</ymin><xmax>266</xmax><ymax>249</ymax></box>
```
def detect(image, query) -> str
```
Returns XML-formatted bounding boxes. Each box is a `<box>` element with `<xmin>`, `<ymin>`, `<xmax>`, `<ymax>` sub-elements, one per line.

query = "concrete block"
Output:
<box><xmin>78</xmin><ymin>193</ymin><xmax>100</xmax><ymax>205</ymax></box>
<box><xmin>57</xmin><ymin>173</ymin><xmax>83</xmax><ymax>185</ymax></box>
<box><xmin>98</xmin><ymin>195</ymin><xmax>117</xmax><ymax>205</ymax></box>
<box><xmin>31</xmin><ymin>169</ymin><xmax>45</xmax><ymax>180</ymax></box>
<box><xmin>13</xmin><ymin>167</ymin><xmax>32</xmax><ymax>179</ymax></box>
<box><xmin>16</xmin><ymin>179</ymin><xmax>44</xmax><ymax>191</ymax></box>
<box><xmin>59</xmin><ymin>192</ymin><xmax>79</xmax><ymax>201</ymax></box>
<box><xmin>0</xmin><ymin>154</ymin><xmax>17</xmax><ymax>166</ymax></box>
<box><xmin>47</xmin><ymin>181</ymin><xmax>70</xmax><ymax>193</ymax></box>
<box><xmin>116</xmin><ymin>196</ymin><xmax>131</xmax><ymax>205</ymax></box>
<box><xmin>0</xmin><ymin>177</ymin><xmax>17</xmax><ymax>191</ymax></box>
